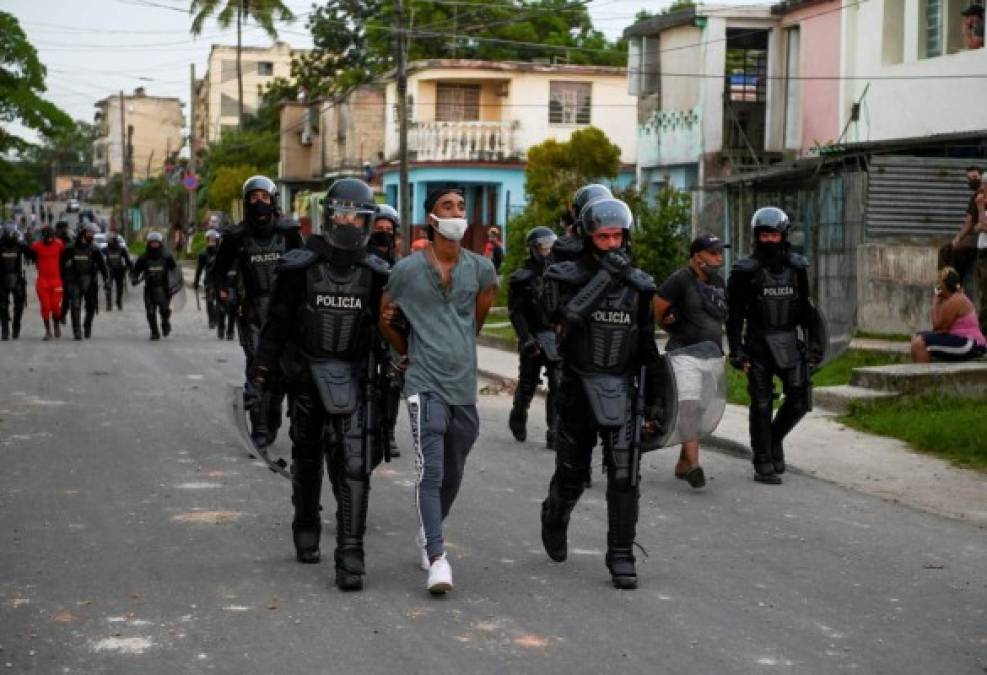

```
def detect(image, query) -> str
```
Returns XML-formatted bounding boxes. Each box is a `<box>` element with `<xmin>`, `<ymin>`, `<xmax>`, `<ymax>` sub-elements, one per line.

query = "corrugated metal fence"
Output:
<box><xmin>865</xmin><ymin>156</ymin><xmax>974</xmax><ymax>237</ymax></box>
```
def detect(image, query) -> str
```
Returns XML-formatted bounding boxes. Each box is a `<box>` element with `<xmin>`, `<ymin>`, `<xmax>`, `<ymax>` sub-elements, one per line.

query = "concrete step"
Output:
<box><xmin>813</xmin><ymin>385</ymin><xmax>900</xmax><ymax>414</ymax></box>
<box><xmin>850</xmin><ymin>361</ymin><xmax>987</xmax><ymax>395</ymax></box>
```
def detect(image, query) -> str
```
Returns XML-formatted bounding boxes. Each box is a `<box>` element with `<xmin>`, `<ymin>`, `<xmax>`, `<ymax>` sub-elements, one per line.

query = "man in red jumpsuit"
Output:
<box><xmin>30</xmin><ymin>223</ymin><xmax>64</xmax><ymax>340</ymax></box>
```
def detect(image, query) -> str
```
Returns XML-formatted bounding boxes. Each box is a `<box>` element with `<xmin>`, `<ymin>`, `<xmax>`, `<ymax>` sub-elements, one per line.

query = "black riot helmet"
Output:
<box><xmin>242</xmin><ymin>175</ymin><xmax>278</xmax><ymax>232</ymax></box>
<box><xmin>525</xmin><ymin>226</ymin><xmax>557</xmax><ymax>263</ymax></box>
<box><xmin>373</xmin><ymin>204</ymin><xmax>400</xmax><ymax>232</ymax></box>
<box><xmin>750</xmin><ymin>206</ymin><xmax>790</xmax><ymax>238</ymax></box>
<box><xmin>571</xmin><ymin>184</ymin><xmax>613</xmax><ymax>231</ymax></box>
<box><xmin>322</xmin><ymin>178</ymin><xmax>376</xmax><ymax>251</ymax></box>
<box><xmin>368</xmin><ymin>203</ymin><xmax>399</xmax><ymax>260</ymax></box>
<box><xmin>146</xmin><ymin>230</ymin><xmax>164</xmax><ymax>252</ymax></box>
<box><xmin>580</xmin><ymin>198</ymin><xmax>633</xmax><ymax>249</ymax></box>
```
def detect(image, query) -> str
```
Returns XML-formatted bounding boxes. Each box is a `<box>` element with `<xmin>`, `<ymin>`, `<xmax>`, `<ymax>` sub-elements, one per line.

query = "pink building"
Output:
<box><xmin>767</xmin><ymin>0</ymin><xmax>842</xmax><ymax>156</ymax></box>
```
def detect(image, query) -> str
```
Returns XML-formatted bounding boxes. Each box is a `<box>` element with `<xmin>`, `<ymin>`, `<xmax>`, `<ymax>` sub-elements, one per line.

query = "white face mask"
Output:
<box><xmin>430</xmin><ymin>215</ymin><xmax>468</xmax><ymax>241</ymax></box>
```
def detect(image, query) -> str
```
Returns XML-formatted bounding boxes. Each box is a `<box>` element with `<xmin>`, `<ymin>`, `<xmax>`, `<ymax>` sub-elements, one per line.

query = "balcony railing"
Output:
<box><xmin>409</xmin><ymin>120</ymin><xmax>520</xmax><ymax>162</ymax></box>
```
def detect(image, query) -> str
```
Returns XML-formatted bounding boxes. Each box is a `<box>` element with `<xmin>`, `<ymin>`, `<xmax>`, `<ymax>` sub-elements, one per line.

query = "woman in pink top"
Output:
<box><xmin>911</xmin><ymin>266</ymin><xmax>987</xmax><ymax>362</ymax></box>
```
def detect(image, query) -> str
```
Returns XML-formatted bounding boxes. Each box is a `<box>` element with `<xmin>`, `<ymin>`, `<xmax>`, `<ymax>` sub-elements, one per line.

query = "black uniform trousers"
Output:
<box><xmin>512</xmin><ymin>349</ymin><xmax>559</xmax><ymax>436</ymax></box>
<box><xmin>143</xmin><ymin>284</ymin><xmax>171</xmax><ymax>336</ymax></box>
<box><xmin>745</xmin><ymin>340</ymin><xmax>810</xmax><ymax>466</ymax></box>
<box><xmin>105</xmin><ymin>269</ymin><xmax>127</xmax><ymax>309</ymax></box>
<box><xmin>238</xmin><ymin>306</ymin><xmax>283</xmax><ymax>438</ymax></box>
<box><xmin>288</xmin><ymin>383</ymin><xmax>378</xmax><ymax>557</ymax></box>
<box><xmin>66</xmin><ymin>279</ymin><xmax>100</xmax><ymax>337</ymax></box>
<box><xmin>0</xmin><ymin>278</ymin><xmax>26</xmax><ymax>337</ymax></box>
<box><xmin>547</xmin><ymin>375</ymin><xmax>639</xmax><ymax>553</ymax></box>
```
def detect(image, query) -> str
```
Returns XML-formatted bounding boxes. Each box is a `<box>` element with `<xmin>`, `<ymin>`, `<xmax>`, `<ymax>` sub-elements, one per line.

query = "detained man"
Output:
<box><xmin>379</xmin><ymin>186</ymin><xmax>498</xmax><ymax>595</ymax></box>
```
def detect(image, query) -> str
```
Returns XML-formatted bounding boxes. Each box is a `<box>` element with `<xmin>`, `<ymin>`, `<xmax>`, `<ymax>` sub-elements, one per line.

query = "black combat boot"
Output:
<box><xmin>52</xmin><ymin>318</ymin><xmax>61</xmax><ymax>338</ymax></box>
<box><xmin>753</xmin><ymin>454</ymin><xmax>782</xmax><ymax>485</ymax></box>
<box><xmin>605</xmin><ymin>486</ymin><xmax>639</xmax><ymax>590</ymax></box>
<box><xmin>333</xmin><ymin>477</ymin><xmax>369</xmax><ymax>591</ymax></box>
<box><xmin>541</xmin><ymin>478</ymin><xmax>580</xmax><ymax>562</ymax></box>
<box><xmin>12</xmin><ymin>311</ymin><xmax>22</xmax><ymax>339</ymax></box>
<box><xmin>292</xmin><ymin>456</ymin><xmax>323</xmax><ymax>564</ymax></box>
<box><xmin>770</xmin><ymin>441</ymin><xmax>786</xmax><ymax>475</ymax></box>
<box><xmin>161</xmin><ymin>316</ymin><xmax>171</xmax><ymax>337</ymax></box>
<box><xmin>83</xmin><ymin>319</ymin><xmax>92</xmax><ymax>339</ymax></box>
<box><xmin>43</xmin><ymin>318</ymin><xmax>52</xmax><ymax>341</ymax></box>
<box><xmin>1</xmin><ymin>318</ymin><xmax>9</xmax><ymax>340</ymax></box>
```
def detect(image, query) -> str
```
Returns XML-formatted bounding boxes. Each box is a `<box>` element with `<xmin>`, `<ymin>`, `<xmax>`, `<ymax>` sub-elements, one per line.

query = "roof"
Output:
<box><xmin>770</xmin><ymin>0</ymin><xmax>832</xmax><ymax>15</ymax></box>
<box><xmin>623</xmin><ymin>8</ymin><xmax>697</xmax><ymax>39</ymax></box>
<box><xmin>400</xmin><ymin>59</ymin><xmax>626</xmax><ymax>78</ymax></box>
<box><xmin>93</xmin><ymin>94</ymin><xmax>183</xmax><ymax>107</ymax></box>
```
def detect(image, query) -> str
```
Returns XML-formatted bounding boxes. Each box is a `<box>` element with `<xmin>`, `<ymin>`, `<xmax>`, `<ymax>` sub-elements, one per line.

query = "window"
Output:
<box><xmin>257</xmin><ymin>61</ymin><xmax>274</xmax><ymax>76</ymax></box>
<box><xmin>220</xmin><ymin>60</ymin><xmax>237</xmax><ymax>83</ymax></box>
<box><xmin>925</xmin><ymin>0</ymin><xmax>944</xmax><ymax>57</ymax></box>
<box><xmin>783</xmin><ymin>27</ymin><xmax>801</xmax><ymax>150</ymax></box>
<box><xmin>220</xmin><ymin>93</ymin><xmax>239</xmax><ymax>117</ymax></box>
<box><xmin>641</xmin><ymin>36</ymin><xmax>660</xmax><ymax>95</ymax></box>
<box><xmin>920</xmin><ymin>0</ymin><xmax>983</xmax><ymax>58</ymax></box>
<box><xmin>549</xmin><ymin>81</ymin><xmax>591</xmax><ymax>125</ymax></box>
<box><xmin>435</xmin><ymin>83</ymin><xmax>480</xmax><ymax>121</ymax></box>
<box><xmin>883</xmin><ymin>0</ymin><xmax>905</xmax><ymax>64</ymax></box>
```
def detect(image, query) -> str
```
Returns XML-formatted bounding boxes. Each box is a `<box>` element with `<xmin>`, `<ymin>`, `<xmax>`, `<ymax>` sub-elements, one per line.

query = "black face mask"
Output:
<box><xmin>247</xmin><ymin>201</ymin><xmax>274</xmax><ymax>230</ymax></box>
<box><xmin>329</xmin><ymin>223</ymin><xmax>367</xmax><ymax>251</ymax></box>
<box><xmin>368</xmin><ymin>231</ymin><xmax>393</xmax><ymax>252</ymax></box>
<box><xmin>969</xmin><ymin>178</ymin><xmax>982</xmax><ymax>190</ymax></box>
<box><xmin>148</xmin><ymin>245</ymin><xmax>162</xmax><ymax>258</ymax></box>
<box><xmin>755</xmin><ymin>241</ymin><xmax>784</xmax><ymax>266</ymax></box>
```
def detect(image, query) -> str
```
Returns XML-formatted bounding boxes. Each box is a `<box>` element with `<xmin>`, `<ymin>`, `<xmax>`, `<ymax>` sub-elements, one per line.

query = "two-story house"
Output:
<box><xmin>93</xmin><ymin>88</ymin><xmax>185</xmax><ymax>180</ymax></box>
<box><xmin>378</xmin><ymin>59</ymin><xmax>637</xmax><ymax>251</ymax></box>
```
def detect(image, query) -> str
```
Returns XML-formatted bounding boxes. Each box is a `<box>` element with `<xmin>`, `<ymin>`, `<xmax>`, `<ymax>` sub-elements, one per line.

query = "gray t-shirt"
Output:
<box><xmin>386</xmin><ymin>248</ymin><xmax>498</xmax><ymax>405</ymax></box>
<box><xmin>657</xmin><ymin>266</ymin><xmax>726</xmax><ymax>352</ymax></box>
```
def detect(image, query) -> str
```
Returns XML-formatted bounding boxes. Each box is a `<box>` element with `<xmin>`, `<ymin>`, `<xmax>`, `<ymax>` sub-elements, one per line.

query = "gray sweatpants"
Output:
<box><xmin>407</xmin><ymin>392</ymin><xmax>480</xmax><ymax>560</ymax></box>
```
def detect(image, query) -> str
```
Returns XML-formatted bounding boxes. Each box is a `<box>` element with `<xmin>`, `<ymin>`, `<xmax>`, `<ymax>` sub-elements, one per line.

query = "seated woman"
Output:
<box><xmin>911</xmin><ymin>267</ymin><xmax>987</xmax><ymax>362</ymax></box>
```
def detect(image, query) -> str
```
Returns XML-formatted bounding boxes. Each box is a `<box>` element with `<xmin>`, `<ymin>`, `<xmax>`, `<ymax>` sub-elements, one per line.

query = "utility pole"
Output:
<box><xmin>119</xmin><ymin>90</ymin><xmax>129</xmax><ymax>234</ymax></box>
<box><xmin>395</xmin><ymin>0</ymin><xmax>411</xmax><ymax>255</ymax></box>
<box><xmin>189</xmin><ymin>63</ymin><xmax>197</xmax><ymax>227</ymax></box>
<box><xmin>237</xmin><ymin>0</ymin><xmax>244</xmax><ymax>129</ymax></box>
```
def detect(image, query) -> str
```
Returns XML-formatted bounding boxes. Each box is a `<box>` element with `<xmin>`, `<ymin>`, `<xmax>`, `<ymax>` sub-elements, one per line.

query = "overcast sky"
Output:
<box><xmin>6</xmin><ymin>0</ymin><xmax>764</xmax><ymax>146</ymax></box>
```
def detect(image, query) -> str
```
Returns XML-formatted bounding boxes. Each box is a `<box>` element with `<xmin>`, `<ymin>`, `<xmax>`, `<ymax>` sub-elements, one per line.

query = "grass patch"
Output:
<box><xmin>853</xmin><ymin>330</ymin><xmax>912</xmax><ymax>342</ymax></box>
<box><xmin>481</xmin><ymin>324</ymin><xmax>517</xmax><ymax>343</ymax></box>
<box><xmin>725</xmin><ymin>349</ymin><xmax>909</xmax><ymax>406</ymax></box>
<box><xmin>841</xmin><ymin>394</ymin><xmax>987</xmax><ymax>471</ymax></box>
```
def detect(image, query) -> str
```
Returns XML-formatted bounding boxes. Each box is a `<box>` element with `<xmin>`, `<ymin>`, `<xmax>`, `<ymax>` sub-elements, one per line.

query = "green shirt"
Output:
<box><xmin>386</xmin><ymin>248</ymin><xmax>498</xmax><ymax>405</ymax></box>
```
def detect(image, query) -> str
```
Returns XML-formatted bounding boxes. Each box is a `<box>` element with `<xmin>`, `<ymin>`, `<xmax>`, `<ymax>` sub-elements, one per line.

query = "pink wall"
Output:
<box><xmin>782</xmin><ymin>0</ymin><xmax>841</xmax><ymax>153</ymax></box>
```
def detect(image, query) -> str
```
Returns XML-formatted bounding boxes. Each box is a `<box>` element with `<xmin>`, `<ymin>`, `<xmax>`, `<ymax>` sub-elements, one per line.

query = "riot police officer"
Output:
<box><xmin>131</xmin><ymin>231</ymin><xmax>177</xmax><ymax>340</ymax></box>
<box><xmin>539</xmin><ymin>198</ymin><xmax>663</xmax><ymax>590</ymax></box>
<box><xmin>193</xmin><ymin>229</ymin><xmax>221</xmax><ymax>329</ymax></box>
<box><xmin>553</xmin><ymin>184</ymin><xmax>612</xmax><ymax>263</ymax></box>
<box><xmin>54</xmin><ymin>221</ymin><xmax>73</xmax><ymax>327</ymax></box>
<box><xmin>0</xmin><ymin>224</ymin><xmax>33</xmax><ymax>340</ymax></box>
<box><xmin>210</xmin><ymin>176</ymin><xmax>303</xmax><ymax>447</ymax></box>
<box><xmin>61</xmin><ymin>223</ymin><xmax>108</xmax><ymax>340</ymax></box>
<box><xmin>103</xmin><ymin>234</ymin><xmax>132</xmax><ymax>311</ymax></box>
<box><xmin>508</xmin><ymin>226</ymin><xmax>560</xmax><ymax>447</ymax></box>
<box><xmin>251</xmin><ymin>178</ymin><xmax>390</xmax><ymax>591</ymax></box>
<box><xmin>726</xmin><ymin>207</ymin><xmax>824</xmax><ymax>485</ymax></box>
<box><xmin>367</xmin><ymin>204</ymin><xmax>403</xmax><ymax>458</ymax></box>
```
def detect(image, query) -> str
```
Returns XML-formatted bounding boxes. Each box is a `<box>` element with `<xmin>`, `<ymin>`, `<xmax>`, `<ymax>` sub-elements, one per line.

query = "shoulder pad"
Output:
<box><xmin>731</xmin><ymin>256</ymin><xmax>761</xmax><ymax>274</ymax></box>
<box><xmin>275</xmin><ymin>217</ymin><xmax>301</xmax><ymax>232</ymax></box>
<box><xmin>509</xmin><ymin>268</ymin><xmax>535</xmax><ymax>286</ymax></box>
<box><xmin>221</xmin><ymin>223</ymin><xmax>244</xmax><ymax>238</ymax></box>
<box><xmin>545</xmin><ymin>261</ymin><xmax>590</xmax><ymax>285</ymax></box>
<box><xmin>276</xmin><ymin>248</ymin><xmax>318</xmax><ymax>271</ymax></box>
<box><xmin>787</xmin><ymin>252</ymin><xmax>809</xmax><ymax>269</ymax></box>
<box><xmin>359</xmin><ymin>253</ymin><xmax>391</xmax><ymax>276</ymax></box>
<box><xmin>624</xmin><ymin>267</ymin><xmax>656</xmax><ymax>292</ymax></box>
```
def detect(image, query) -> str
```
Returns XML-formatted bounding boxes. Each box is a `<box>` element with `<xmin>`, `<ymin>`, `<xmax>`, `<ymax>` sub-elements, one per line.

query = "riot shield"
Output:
<box><xmin>806</xmin><ymin>302</ymin><xmax>849</xmax><ymax>369</ymax></box>
<box><xmin>227</xmin><ymin>384</ymin><xmax>291</xmax><ymax>479</ymax></box>
<box><xmin>645</xmin><ymin>340</ymin><xmax>726</xmax><ymax>450</ymax></box>
<box><xmin>168</xmin><ymin>262</ymin><xmax>187</xmax><ymax>312</ymax></box>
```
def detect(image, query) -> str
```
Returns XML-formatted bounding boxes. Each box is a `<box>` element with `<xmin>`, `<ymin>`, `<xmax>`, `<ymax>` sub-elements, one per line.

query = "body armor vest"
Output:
<box><xmin>299</xmin><ymin>262</ymin><xmax>375</xmax><ymax>361</ymax></box>
<box><xmin>1</xmin><ymin>244</ymin><xmax>23</xmax><ymax>288</ymax></box>
<box><xmin>754</xmin><ymin>265</ymin><xmax>799</xmax><ymax>332</ymax></box>
<box><xmin>239</xmin><ymin>234</ymin><xmax>284</xmax><ymax>298</ymax></box>
<box><xmin>569</xmin><ymin>281</ymin><xmax>639</xmax><ymax>375</ymax></box>
<box><xmin>145</xmin><ymin>259</ymin><xmax>168</xmax><ymax>287</ymax></box>
<box><xmin>68</xmin><ymin>246</ymin><xmax>96</xmax><ymax>291</ymax></box>
<box><xmin>105</xmin><ymin>249</ymin><xmax>126</xmax><ymax>271</ymax></box>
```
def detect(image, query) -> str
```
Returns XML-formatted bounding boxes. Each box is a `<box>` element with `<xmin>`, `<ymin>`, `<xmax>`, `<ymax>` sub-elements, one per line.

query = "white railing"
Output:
<box><xmin>409</xmin><ymin>120</ymin><xmax>520</xmax><ymax>161</ymax></box>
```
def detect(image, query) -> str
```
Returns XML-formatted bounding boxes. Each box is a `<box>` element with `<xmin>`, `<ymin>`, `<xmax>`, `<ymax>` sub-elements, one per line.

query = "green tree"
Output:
<box><xmin>189</xmin><ymin>0</ymin><xmax>295</xmax><ymax>126</ymax></box>
<box><xmin>295</xmin><ymin>0</ymin><xmax>626</xmax><ymax>98</ymax></box>
<box><xmin>0</xmin><ymin>11</ymin><xmax>74</xmax><ymax>202</ymax></box>
<box><xmin>137</xmin><ymin>174</ymin><xmax>186</xmax><ymax>225</ymax></box>
<box><xmin>208</xmin><ymin>164</ymin><xmax>260</xmax><ymax>210</ymax></box>
<box><xmin>617</xmin><ymin>185</ymin><xmax>691</xmax><ymax>285</ymax></box>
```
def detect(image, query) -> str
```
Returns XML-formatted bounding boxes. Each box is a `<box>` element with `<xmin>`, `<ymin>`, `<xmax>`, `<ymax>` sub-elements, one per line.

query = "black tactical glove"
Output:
<box><xmin>520</xmin><ymin>336</ymin><xmax>540</xmax><ymax>357</ymax></box>
<box><xmin>599</xmin><ymin>250</ymin><xmax>632</xmax><ymax>278</ymax></box>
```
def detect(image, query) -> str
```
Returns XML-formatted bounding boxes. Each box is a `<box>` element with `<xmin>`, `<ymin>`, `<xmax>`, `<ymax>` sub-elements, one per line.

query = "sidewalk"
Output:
<box><xmin>477</xmin><ymin>344</ymin><xmax>987</xmax><ymax>527</ymax></box>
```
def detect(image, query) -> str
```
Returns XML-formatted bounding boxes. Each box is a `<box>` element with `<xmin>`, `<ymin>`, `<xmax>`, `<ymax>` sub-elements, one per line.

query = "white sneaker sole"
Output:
<box><xmin>428</xmin><ymin>581</ymin><xmax>452</xmax><ymax>595</ymax></box>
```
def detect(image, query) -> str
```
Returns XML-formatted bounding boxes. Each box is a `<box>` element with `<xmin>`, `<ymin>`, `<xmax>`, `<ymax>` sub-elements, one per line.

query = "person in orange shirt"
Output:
<box><xmin>29</xmin><ymin>223</ymin><xmax>65</xmax><ymax>340</ymax></box>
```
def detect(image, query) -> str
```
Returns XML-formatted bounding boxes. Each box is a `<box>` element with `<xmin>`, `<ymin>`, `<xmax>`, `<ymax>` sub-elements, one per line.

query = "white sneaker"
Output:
<box><xmin>416</xmin><ymin>531</ymin><xmax>429</xmax><ymax>571</ymax></box>
<box><xmin>427</xmin><ymin>554</ymin><xmax>453</xmax><ymax>595</ymax></box>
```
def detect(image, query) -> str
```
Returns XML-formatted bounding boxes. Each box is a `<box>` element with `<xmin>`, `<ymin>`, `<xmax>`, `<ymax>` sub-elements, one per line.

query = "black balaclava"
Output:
<box><xmin>754</xmin><ymin>234</ymin><xmax>785</xmax><ymax>269</ymax></box>
<box><xmin>148</xmin><ymin>243</ymin><xmax>163</xmax><ymax>259</ymax></box>
<box><xmin>246</xmin><ymin>199</ymin><xmax>275</xmax><ymax>238</ymax></box>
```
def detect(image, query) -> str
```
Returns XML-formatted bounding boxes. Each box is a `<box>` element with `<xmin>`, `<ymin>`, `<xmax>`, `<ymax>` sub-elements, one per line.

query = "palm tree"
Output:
<box><xmin>189</xmin><ymin>0</ymin><xmax>294</xmax><ymax>129</ymax></box>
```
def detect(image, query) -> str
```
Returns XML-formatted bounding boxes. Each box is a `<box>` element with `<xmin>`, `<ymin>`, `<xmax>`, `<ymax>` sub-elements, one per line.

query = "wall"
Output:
<box><xmin>856</xmin><ymin>243</ymin><xmax>938</xmax><ymax>334</ymax></box>
<box><xmin>94</xmin><ymin>96</ymin><xmax>184</xmax><ymax>178</ymax></box>
<box><xmin>321</xmin><ymin>86</ymin><xmax>386</xmax><ymax>171</ymax></box>
<box><xmin>279</xmin><ymin>103</ymin><xmax>311</xmax><ymax>180</ymax></box>
<box><xmin>841</xmin><ymin>0</ymin><xmax>987</xmax><ymax>143</ymax></box>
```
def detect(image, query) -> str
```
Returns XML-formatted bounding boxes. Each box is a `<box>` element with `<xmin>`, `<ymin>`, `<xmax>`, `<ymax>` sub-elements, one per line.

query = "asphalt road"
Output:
<box><xmin>1</xmin><ymin>275</ymin><xmax>985</xmax><ymax>674</ymax></box>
